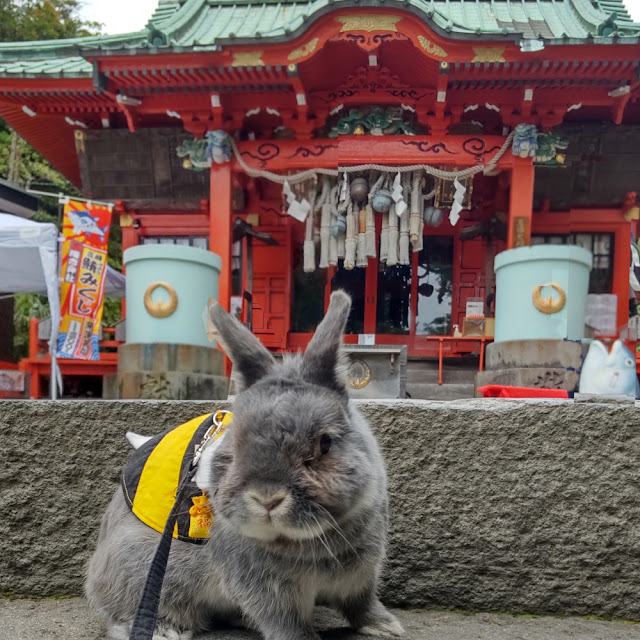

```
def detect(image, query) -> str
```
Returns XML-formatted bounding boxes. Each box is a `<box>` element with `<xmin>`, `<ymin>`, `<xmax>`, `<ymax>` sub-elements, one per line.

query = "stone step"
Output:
<box><xmin>118</xmin><ymin>342</ymin><xmax>225</xmax><ymax>375</ymax></box>
<box><xmin>406</xmin><ymin>360</ymin><xmax>479</xmax><ymax>384</ymax></box>
<box><xmin>485</xmin><ymin>339</ymin><xmax>586</xmax><ymax>370</ymax></box>
<box><xmin>406</xmin><ymin>382</ymin><xmax>477</xmax><ymax>400</ymax></box>
<box><xmin>476</xmin><ymin>367</ymin><xmax>579</xmax><ymax>391</ymax></box>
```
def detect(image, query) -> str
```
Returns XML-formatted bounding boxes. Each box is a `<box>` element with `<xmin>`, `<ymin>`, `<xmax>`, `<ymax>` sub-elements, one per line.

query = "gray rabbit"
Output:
<box><xmin>85</xmin><ymin>290</ymin><xmax>404</xmax><ymax>640</ymax></box>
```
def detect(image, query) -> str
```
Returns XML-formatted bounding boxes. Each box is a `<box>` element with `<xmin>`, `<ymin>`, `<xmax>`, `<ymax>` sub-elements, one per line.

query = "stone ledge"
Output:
<box><xmin>1</xmin><ymin>399</ymin><xmax>640</xmax><ymax>621</ymax></box>
<box><xmin>2</xmin><ymin>598</ymin><xmax>639</xmax><ymax>640</ymax></box>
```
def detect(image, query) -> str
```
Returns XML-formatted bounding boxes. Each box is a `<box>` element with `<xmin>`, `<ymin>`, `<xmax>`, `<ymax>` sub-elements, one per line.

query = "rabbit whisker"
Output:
<box><xmin>311</xmin><ymin>515</ymin><xmax>341</xmax><ymax>566</ymax></box>
<box><xmin>303</xmin><ymin>523</ymin><xmax>317</xmax><ymax>566</ymax></box>
<box><xmin>316</xmin><ymin>506</ymin><xmax>361</xmax><ymax>559</ymax></box>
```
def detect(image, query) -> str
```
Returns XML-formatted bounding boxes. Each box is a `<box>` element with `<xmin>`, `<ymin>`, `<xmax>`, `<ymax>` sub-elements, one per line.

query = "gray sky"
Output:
<box><xmin>78</xmin><ymin>0</ymin><xmax>640</xmax><ymax>36</ymax></box>
<box><xmin>627</xmin><ymin>0</ymin><xmax>640</xmax><ymax>20</ymax></box>
<box><xmin>79</xmin><ymin>0</ymin><xmax>158</xmax><ymax>35</ymax></box>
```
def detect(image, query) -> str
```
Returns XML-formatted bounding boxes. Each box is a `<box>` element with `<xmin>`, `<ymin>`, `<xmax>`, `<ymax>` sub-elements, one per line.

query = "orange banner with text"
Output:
<box><xmin>57</xmin><ymin>200</ymin><xmax>111</xmax><ymax>360</ymax></box>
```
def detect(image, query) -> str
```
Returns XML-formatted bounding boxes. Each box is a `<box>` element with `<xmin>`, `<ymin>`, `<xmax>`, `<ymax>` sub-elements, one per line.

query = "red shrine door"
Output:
<box><xmin>452</xmin><ymin>238</ymin><xmax>485</xmax><ymax>329</ymax></box>
<box><xmin>251</xmin><ymin>226</ymin><xmax>292</xmax><ymax>349</ymax></box>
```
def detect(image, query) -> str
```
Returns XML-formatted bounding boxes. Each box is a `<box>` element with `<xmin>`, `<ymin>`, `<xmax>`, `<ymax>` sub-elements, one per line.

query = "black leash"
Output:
<box><xmin>129</xmin><ymin>467</ymin><xmax>197</xmax><ymax>640</ymax></box>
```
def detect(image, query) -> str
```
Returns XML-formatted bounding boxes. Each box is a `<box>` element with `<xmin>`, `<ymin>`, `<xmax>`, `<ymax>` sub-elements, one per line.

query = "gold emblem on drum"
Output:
<box><xmin>347</xmin><ymin>358</ymin><xmax>372</xmax><ymax>390</ymax></box>
<box><xmin>532</xmin><ymin>282</ymin><xmax>566</xmax><ymax>315</ymax></box>
<box><xmin>144</xmin><ymin>282</ymin><xmax>178</xmax><ymax>318</ymax></box>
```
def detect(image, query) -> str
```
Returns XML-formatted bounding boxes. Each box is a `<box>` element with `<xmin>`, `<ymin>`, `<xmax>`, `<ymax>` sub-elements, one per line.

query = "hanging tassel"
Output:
<box><xmin>329</xmin><ymin>184</ymin><xmax>339</xmax><ymax>266</ymax></box>
<box><xmin>416</xmin><ymin>219</ymin><xmax>424</xmax><ymax>252</ymax></box>
<box><xmin>387</xmin><ymin>202</ymin><xmax>399</xmax><ymax>266</ymax></box>
<box><xmin>356</xmin><ymin>208</ymin><xmax>367</xmax><ymax>267</ymax></box>
<box><xmin>344</xmin><ymin>201</ymin><xmax>356</xmax><ymax>270</ymax></box>
<box><xmin>337</xmin><ymin>228</ymin><xmax>346</xmax><ymax>260</ymax></box>
<box><xmin>319</xmin><ymin>203</ymin><xmax>331</xmax><ymax>268</ymax></box>
<box><xmin>302</xmin><ymin>177</ymin><xmax>319</xmax><ymax>272</ymax></box>
<box><xmin>399</xmin><ymin>173</ymin><xmax>411</xmax><ymax>265</ymax></box>
<box><xmin>303</xmin><ymin>210</ymin><xmax>315</xmax><ymax>272</ymax></box>
<box><xmin>399</xmin><ymin>207</ymin><xmax>410</xmax><ymax>265</ymax></box>
<box><xmin>365</xmin><ymin>204</ymin><xmax>376</xmax><ymax>258</ymax></box>
<box><xmin>410</xmin><ymin>170</ymin><xmax>422</xmax><ymax>250</ymax></box>
<box><xmin>380</xmin><ymin>210</ymin><xmax>389</xmax><ymax>264</ymax></box>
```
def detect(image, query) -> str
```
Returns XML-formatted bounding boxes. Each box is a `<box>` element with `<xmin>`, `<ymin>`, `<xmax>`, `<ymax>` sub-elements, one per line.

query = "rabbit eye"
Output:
<box><xmin>320</xmin><ymin>433</ymin><xmax>332</xmax><ymax>455</ymax></box>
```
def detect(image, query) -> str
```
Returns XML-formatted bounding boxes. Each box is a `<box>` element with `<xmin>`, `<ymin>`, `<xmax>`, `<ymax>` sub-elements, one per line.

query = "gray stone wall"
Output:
<box><xmin>1</xmin><ymin>399</ymin><xmax>639</xmax><ymax>621</ymax></box>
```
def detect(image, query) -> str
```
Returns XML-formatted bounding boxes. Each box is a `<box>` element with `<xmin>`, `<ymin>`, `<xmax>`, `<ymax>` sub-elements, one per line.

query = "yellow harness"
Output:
<box><xmin>121</xmin><ymin>411</ymin><xmax>232</xmax><ymax>544</ymax></box>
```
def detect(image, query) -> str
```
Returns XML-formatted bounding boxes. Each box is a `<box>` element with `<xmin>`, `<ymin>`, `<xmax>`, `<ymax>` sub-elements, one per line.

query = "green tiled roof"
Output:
<box><xmin>0</xmin><ymin>0</ymin><xmax>638</xmax><ymax>77</ymax></box>
<box><xmin>145</xmin><ymin>0</ymin><xmax>640</xmax><ymax>44</ymax></box>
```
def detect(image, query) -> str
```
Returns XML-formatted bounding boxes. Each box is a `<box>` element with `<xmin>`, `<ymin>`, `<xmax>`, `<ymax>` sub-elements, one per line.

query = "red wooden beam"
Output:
<box><xmin>507</xmin><ymin>157</ymin><xmax>535</xmax><ymax>248</ymax></box>
<box><xmin>234</xmin><ymin>135</ymin><xmax>512</xmax><ymax>173</ymax></box>
<box><xmin>210</xmin><ymin>164</ymin><xmax>233</xmax><ymax>311</ymax></box>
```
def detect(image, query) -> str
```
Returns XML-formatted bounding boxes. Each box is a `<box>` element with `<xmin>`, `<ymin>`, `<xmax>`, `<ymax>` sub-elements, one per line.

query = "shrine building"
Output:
<box><xmin>1</xmin><ymin>0</ymin><xmax>639</xmax><ymax>398</ymax></box>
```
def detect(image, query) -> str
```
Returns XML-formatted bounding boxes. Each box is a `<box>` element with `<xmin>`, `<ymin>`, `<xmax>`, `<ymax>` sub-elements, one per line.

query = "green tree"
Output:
<box><xmin>0</xmin><ymin>0</ymin><xmax>101</xmax><ymax>42</ymax></box>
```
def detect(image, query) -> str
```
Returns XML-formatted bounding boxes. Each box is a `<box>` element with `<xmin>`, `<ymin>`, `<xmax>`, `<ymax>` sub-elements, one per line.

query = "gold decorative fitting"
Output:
<box><xmin>119</xmin><ymin>213</ymin><xmax>134</xmax><ymax>228</ymax></box>
<box><xmin>532</xmin><ymin>283</ymin><xmax>566</xmax><ymax>315</ymax></box>
<box><xmin>74</xmin><ymin>129</ymin><xmax>85</xmax><ymax>153</ymax></box>
<box><xmin>288</xmin><ymin>38</ymin><xmax>319</xmax><ymax>61</ymax></box>
<box><xmin>231</xmin><ymin>51</ymin><xmax>265</xmax><ymax>67</ymax></box>
<box><xmin>471</xmin><ymin>47</ymin><xmax>506</xmax><ymax>63</ymax></box>
<box><xmin>347</xmin><ymin>358</ymin><xmax>372</xmax><ymax>389</ymax></box>
<box><xmin>335</xmin><ymin>14</ymin><xmax>401</xmax><ymax>33</ymax></box>
<box><xmin>417</xmin><ymin>35</ymin><xmax>448</xmax><ymax>58</ymax></box>
<box><xmin>144</xmin><ymin>282</ymin><xmax>179</xmax><ymax>318</ymax></box>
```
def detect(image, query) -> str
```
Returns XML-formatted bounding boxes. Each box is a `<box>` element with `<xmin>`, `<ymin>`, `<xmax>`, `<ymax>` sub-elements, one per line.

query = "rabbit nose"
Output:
<box><xmin>263</xmin><ymin>497</ymin><xmax>285</xmax><ymax>512</ymax></box>
<box><xmin>249</xmin><ymin>491</ymin><xmax>287</xmax><ymax>512</ymax></box>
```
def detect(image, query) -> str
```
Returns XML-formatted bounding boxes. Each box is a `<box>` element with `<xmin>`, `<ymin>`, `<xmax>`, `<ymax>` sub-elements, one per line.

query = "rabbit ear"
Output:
<box><xmin>208</xmin><ymin>300</ymin><xmax>275</xmax><ymax>390</ymax></box>
<box><xmin>301</xmin><ymin>290</ymin><xmax>351</xmax><ymax>395</ymax></box>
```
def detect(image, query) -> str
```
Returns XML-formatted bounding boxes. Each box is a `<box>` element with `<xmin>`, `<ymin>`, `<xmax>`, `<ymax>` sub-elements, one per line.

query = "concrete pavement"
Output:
<box><xmin>0</xmin><ymin>598</ymin><xmax>638</xmax><ymax>640</ymax></box>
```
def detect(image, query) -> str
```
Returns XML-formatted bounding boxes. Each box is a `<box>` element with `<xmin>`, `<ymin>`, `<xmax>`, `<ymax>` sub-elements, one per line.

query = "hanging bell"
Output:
<box><xmin>331</xmin><ymin>214</ymin><xmax>347</xmax><ymax>238</ymax></box>
<box><xmin>371</xmin><ymin>189</ymin><xmax>393</xmax><ymax>213</ymax></box>
<box><xmin>424</xmin><ymin>205</ymin><xmax>444</xmax><ymax>227</ymax></box>
<box><xmin>350</xmin><ymin>177</ymin><xmax>369</xmax><ymax>204</ymax></box>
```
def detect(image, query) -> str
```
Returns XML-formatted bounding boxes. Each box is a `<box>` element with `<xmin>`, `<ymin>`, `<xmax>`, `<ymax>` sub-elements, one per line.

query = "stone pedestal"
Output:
<box><xmin>476</xmin><ymin>339</ymin><xmax>586</xmax><ymax>391</ymax></box>
<box><xmin>105</xmin><ymin>343</ymin><xmax>228</xmax><ymax>400</ymax></box>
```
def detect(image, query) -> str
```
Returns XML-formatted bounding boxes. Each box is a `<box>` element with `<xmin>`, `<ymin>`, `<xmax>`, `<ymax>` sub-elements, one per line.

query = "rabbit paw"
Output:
<box><xmin>358</xmin><ymin>615</ymin><xmax>405</xmax><ymax>637</ymax></box>
<box><xmin>106</xmin><ymin>624</ymin><xmax>129</xmax><ymax>640</ymax></box>
<box><xmin>106</xmin><ymin>621</ymin><xmax>193</xmax><ymax>640</ymax></box>
<box><xmin>152</xmin><ymin>623</ymin><xmax>193</xmax><ymax>640</ymax></box>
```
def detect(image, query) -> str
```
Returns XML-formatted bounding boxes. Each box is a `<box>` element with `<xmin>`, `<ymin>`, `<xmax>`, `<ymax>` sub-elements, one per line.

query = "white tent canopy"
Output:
<box><xmin>0</xmin><ymin>213</ymin><xmax>125</xmax><ymax>398</ymax></box>
<box><xmin>0</xmin><ymin>213</ymin><xmax>125</xmax><ymax>297</ymax></box>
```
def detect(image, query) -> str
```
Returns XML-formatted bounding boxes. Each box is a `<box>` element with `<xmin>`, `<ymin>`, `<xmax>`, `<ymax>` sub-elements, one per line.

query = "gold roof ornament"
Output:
<box><xmin>471</xmin><ymin>47</ymin><xmax>506</xmax><ymax>63</ymax></box>
<box><xmin>417</xmin><ymin>35</ymin><xmax>448</xmax><ymax>58</ymax></box>
<box><xmin>335</xmin><ymin>14</ymin><xmax>402</xmax><ymax>32</ymax></box>
<box><xmin>231</xmin><ymin>51</ymin><xmax>265</xmax><ymax>67</ymax></box>
<box><xmin>288</xmin><ymin>38</ymin><xmax>319</xmax><ymax>61</ymax></box>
